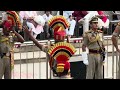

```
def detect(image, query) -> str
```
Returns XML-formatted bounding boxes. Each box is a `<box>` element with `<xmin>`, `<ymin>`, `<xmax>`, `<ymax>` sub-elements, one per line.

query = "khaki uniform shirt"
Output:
<box><xmin>113</xmin><ymin>22</ymin><xmax>120</xmax><ymax>37</ymax></box>
<box><xmin>83</xmin><ymin>29</ymin><xmax>104</xmax><ymax>50</ymax></box>
<box><xmin>0</xmin><ymin>33</ymin><xmax>18</xmax><ymax>69</ymax></box>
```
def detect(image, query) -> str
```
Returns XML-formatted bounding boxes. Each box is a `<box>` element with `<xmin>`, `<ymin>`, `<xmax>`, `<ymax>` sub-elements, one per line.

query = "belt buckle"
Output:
<box><xmin>97</xmin><ymin>50</ymin><xmax>99</xmax><ymax>53</ymax></box>
<box><xmin>95</xmin><ymin>49</ymin><xmax>99</xmax><ymax>53</ymax></box>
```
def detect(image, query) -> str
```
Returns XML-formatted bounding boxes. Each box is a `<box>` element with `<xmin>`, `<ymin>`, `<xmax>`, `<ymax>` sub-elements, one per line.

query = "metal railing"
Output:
<box><xmin>10</xmin><ymin>36</ymin><xmax>119</xmax><ymax>79</ymax></box>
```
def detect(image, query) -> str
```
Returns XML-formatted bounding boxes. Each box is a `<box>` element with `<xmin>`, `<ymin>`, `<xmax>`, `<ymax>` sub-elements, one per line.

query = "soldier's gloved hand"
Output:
<box><xmin>81</xmin><ymin>52</ymin><xmax>89</xmax><ymax>65</ymax></box>
<box><xmin>102</xmin><ymin>51</ymin><xmax>107</xmax><ymax>64</ymax></box>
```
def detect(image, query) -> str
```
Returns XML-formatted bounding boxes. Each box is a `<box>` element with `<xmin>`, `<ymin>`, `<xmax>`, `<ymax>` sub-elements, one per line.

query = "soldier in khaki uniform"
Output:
<box><xmin>23</xmin><ymin>15</ymin><xmax>76</xmax><ymax>79</ymax></box>
<box><xmin>82</xmin><ymin>16</ymin><xmax>105</xmax><ymax>79</ymax></box>
<box><xmin>112</xmin><ymin>22</ymin><xmax>120</xmax><ymax>79</ymax></box>
<box><xmin>0</xmin><ymin>11</ymin><xmax>25</xmax><ymax>79</ymax></box>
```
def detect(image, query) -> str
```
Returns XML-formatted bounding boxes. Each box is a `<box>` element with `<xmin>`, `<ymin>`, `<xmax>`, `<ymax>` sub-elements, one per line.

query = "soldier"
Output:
<box><xmin>2</xmin><ymin>11</ymin><xmax>22</xmax><ymax>32</ymax></box>
<box><xmin>23</xmin><ymin>15</ymin><xmax>76</xmax><ymax>79</ymax></box>
<box><xmin>81</xmin><ymin>16</ymin><xmax>105</xmax><ymax>79</ymax></box>
<box><xmin>112</xmin><ymin>22</ymin><xmax>120</xmax><ymax>79</ymax></box>
<box><xmin>0</xmin><ymin>11</ymin><xmax>25</xmax><ymax>79</ymax></box>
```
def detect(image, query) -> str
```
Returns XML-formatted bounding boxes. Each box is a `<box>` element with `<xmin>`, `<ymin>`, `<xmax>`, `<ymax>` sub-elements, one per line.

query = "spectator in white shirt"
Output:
<box><xmin>78</xmin><ymin>11</ymin><xmax>110</xmax><ymax>34</ymax></box>
<box><xmin>57</xmin><ymin>11</ymin><xmax>74</xmax><ymax>20</ymax></box>
<box><xmin>19</xmin><ymin>11</ymin><xmax>45</xmax><ymax>40</ymax></box>
<box><xmin>66</xmin><ymin>15</ymin><xmax>76</xmax><ymax>38</ymax></box>
<box><xmin>78</xmin><ymin>11</ymin><xmax>98</xmax><ymax>33</ymax></box>
<box><xmin>42</xmin><ymin>11</ymin><xmax>53</xmax><ymax>39</ymax></box>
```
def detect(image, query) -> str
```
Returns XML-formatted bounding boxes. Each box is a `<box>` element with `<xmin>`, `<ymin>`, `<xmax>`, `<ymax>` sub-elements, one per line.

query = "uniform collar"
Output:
<box><xmin>91</xmin><ymin>29</ymin><xmax>99</xmax><ymax>33</ymax></box>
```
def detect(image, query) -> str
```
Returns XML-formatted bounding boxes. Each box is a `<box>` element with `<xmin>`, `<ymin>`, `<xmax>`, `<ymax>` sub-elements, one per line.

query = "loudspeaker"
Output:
<box><xmin>70</xmin><ymin>61</ymin><xmax>86</xmax><ymax>79</ymax></box>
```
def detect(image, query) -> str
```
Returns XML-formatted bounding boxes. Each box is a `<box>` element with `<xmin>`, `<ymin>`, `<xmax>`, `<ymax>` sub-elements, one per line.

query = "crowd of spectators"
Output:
<box><xmin>16</xmin><ymin>11</ymin><xmax>119</xmax><ymax>40</ymax></box>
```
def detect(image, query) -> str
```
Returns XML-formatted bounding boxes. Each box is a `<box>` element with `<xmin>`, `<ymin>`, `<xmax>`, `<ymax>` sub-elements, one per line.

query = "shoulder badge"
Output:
<box><xmin>83</xmin><ymin>30</ymin><xmax>92</xmax><ymax>37</ymax></box>
<box><xmin>86</xmin><ymin>30</ymin><xmax>92</xmax><ymax>33</ymax></box>
<box><xmin>84</xmin><ymin>30</ymin><xmax>92</xmax><ymax>34</ymax></box>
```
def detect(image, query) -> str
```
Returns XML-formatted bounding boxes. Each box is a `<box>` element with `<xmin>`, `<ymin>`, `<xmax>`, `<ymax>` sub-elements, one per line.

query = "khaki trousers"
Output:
<box><xmin>117</xmin><ymin>56</ymin><xmax>120</xmax><ymax>79</ymax></box>
<box><xmin>0</xmin><ymin>57</ymin><xmax>11</xmax><ymax>79</ymax></box>
<box><xmin>86</xmin><ymin>54</ymin><xmax>103</xmax><ymax>79</ymax></box>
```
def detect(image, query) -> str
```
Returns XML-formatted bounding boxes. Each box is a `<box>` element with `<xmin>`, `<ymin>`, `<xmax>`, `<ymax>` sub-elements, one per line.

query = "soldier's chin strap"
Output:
<box><xmin>81</xmin><ymin>52</ymin><xmax>89</xmax><ymax>65</ymax></box>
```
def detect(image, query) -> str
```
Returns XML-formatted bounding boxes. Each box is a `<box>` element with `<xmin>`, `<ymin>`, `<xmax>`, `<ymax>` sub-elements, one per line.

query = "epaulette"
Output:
<box><xmin>83</xmin><ymin>30</ymin><xmax>92</xmax><ymax>37</ymax></box>
<box><xmin>85</xmin><ymin>30</ymin><xmax>92</xmax><ymax>34</ymax></box>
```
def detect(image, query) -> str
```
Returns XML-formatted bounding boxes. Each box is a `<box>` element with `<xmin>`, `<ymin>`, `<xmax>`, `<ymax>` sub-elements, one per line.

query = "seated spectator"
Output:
<box><xmin>78</xmin><ymin>11</ymin><xmax>109</xmax><ymax>33</ymax></box>
<box><xmin>72</xmin><ymin>11</ymin><xmax>88</xmax><ymax>37</ymax></box>
<box><xmin>57</xmin><ymin>11</ymin><xmax>74</xmax><ymax>20</ymax></box>
<box><xmin>78</xmin><ymin>11</ymin><xmax>97</xmax><ymax>33</ymax></box>
<box><xmin>42</xmin><ymin>11</ymin><xmax>53</xmax><ymax>39</ymax></box>
<box><xmin>97</xmin><ymin>11</ymin><xmax>110</xmax><ymax>29</ymax></box>
<box><xmin>66</xmin><ymin>15</ymin><xmax>76</xmax><ymax>38</ymax></box>
<box><xmin>19</xmin><ymin>11</ymin><xmax>45</xmax><ymax>40</ymax></box>
<box><xmin>114</xmin><ymin>11</ymin><xmax>120</xmax><ymax>20</ymax></box>
<box><xmin>112</xmin><ymin>11</ymin><xmax>118</xmax><ymax>20</ymax></box>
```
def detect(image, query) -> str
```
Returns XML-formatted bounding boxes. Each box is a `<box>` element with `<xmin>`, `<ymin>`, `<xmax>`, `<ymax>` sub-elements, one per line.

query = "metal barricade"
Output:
<box><xmin>11</xmin><ymin>36</ymin><xmax>119</xmax><ymax>79</ymax></box>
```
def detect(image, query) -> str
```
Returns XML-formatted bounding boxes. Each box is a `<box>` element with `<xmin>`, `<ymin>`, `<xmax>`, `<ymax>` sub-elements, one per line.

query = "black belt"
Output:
<box><xmin>89</xmin><ymin>49</ymin><xmax>102</xmax><ymax>54</ymax></box>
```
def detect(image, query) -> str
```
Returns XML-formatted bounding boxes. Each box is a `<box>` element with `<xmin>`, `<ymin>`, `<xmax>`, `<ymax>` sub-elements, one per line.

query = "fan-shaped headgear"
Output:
<box><xmin>6</xmin><ymin>11</ymin><xmax>22</xmax><ymax>30</ymax></box>
<box><xmin>48</xmin><ymin>15</ymin><xmax>70</xmax><ymax>40</ymax></box>
<box><xmin>48</xmin><ymin>42</ymin><xmax>76</xmax><ymax>73</ymax></box>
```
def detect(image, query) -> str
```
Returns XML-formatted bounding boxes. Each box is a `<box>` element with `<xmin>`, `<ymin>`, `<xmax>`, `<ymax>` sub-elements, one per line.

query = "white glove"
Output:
<box><xmin>81</xmin><ymin>52</ymin><xmax>89</xmax><ymax>65</ymax></box>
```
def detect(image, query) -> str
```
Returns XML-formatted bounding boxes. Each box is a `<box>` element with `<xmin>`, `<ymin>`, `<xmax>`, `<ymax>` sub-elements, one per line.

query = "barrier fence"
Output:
<box><xmin>9</xmin><ymin>36</ymin><xmax>120</xmax><ymax>79</ymax></box>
